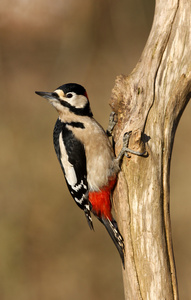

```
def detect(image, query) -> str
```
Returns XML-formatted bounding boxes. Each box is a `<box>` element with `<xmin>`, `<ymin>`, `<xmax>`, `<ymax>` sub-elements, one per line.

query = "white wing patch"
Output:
<box><xmin>59</xmin><ymin>133</ymin><xmax>77</xmax><ymax>187</ymax></box>
<box><xmin>75</xmin><ymin>195</ymin><xmax>85</xmax><ymax>204</ymax></box>
<box><xmin>72</xmin><ymin>179</ymin><xmax>87</xmax><ymax>192</ymax></box>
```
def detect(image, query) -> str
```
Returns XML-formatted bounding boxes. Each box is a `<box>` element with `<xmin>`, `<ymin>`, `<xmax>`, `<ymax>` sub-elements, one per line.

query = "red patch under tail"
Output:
<box><xmin>89</xmin><ymin>177</ymin><xmax>116</xmax><ymax>220</ymax></box>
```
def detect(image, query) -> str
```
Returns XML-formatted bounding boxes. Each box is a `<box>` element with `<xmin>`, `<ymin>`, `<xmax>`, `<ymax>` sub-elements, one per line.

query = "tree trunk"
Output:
<box><xmin>110</xmin><ymin>0</ymin><xmax>191</xmax><ymax>299</ymax></box>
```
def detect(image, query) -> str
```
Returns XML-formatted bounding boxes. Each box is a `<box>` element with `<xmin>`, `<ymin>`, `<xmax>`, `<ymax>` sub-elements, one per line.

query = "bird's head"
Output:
<box><xmin>35</xmin><ymin>83</ymin><xmax>93</xmax><ymax>117</ymax></box>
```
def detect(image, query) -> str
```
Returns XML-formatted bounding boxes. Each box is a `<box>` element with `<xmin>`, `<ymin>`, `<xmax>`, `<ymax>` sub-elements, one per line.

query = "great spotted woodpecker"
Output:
<box><xmin>36</xmin><ymin>83</ymin><xmax>144</xmax><ymax>267</ymax></box>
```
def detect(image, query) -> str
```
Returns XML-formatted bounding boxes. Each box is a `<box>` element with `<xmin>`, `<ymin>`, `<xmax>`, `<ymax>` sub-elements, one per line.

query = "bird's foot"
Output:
<box><xmin>116</xmin><ymin>131</ymin><xmax>146</xmax><ymax>163</ymax></box>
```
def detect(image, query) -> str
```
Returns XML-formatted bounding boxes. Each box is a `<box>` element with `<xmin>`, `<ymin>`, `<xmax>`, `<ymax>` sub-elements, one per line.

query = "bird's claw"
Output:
<box><xmin>122</xmin><ymin>131</ymin><xmax>146</xmax><ymax>158</ymax></box>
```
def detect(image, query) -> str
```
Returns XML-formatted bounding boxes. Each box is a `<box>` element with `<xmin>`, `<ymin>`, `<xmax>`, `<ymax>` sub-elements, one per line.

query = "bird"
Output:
<box><xmin>35</xmin><ymin>83</ymin><xmax>144</xmax><ymax>267</ymax></box>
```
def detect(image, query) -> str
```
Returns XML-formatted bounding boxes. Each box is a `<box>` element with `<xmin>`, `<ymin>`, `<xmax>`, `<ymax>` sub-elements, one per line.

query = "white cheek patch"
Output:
<box><xmin>70</xmin><ymin>95</ymin><xmax>88</xmax><ymax>109</ymax></box>
<box><xmin>59</xmin><ymin>133</ymin><xmax>77</xmax><ymax>187</ymax></box>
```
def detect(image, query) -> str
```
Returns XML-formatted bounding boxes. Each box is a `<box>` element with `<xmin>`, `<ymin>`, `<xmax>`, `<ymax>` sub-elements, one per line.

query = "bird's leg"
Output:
<box><xmin>106</xmin><ymin>111</ymin><xmax>117</xmax><ymax>137</ymax></box>
<box><xmin>115</xmin><ymin>131</ymin><xmax>146</xmax><ymax>166</ymax></box>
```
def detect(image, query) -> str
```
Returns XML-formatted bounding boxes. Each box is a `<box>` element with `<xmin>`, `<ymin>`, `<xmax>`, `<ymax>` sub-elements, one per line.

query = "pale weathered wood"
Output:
<box><xmin>110</xmin><ymin>0</ymin><xmax>191</xmax><ymax>299</ymax></box>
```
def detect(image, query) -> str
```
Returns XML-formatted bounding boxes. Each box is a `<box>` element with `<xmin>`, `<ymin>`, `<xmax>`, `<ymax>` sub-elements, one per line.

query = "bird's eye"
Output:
<box><xmin>66</xmin><ymin>93</ymin><xmax>73</xmax><ymax>98</ymax></box>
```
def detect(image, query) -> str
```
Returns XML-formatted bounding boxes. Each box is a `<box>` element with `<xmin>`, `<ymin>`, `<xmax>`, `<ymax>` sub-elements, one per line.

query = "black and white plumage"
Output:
<box><xmin>53</xmin><ymin>117</ymin><xmax>93</xmax><ymax>229</ymax></box>
<box><xmin>35</xmin><ymin>83</ymin><xmax>126</xmax><ymax>266</ymax></box>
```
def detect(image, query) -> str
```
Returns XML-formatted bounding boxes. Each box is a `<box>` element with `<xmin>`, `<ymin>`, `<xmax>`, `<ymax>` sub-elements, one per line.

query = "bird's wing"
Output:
<box><xmin>54</xmin><ymin>122</ymin><xmax>93</xmax><ymax>229</ymax></box>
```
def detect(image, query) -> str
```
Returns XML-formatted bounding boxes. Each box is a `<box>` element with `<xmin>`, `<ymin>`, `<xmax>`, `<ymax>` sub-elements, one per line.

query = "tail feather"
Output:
<box><xmin>102</xmin><ymin>217</ymin><xmax>125</xmax><ymax>268</ymax></box>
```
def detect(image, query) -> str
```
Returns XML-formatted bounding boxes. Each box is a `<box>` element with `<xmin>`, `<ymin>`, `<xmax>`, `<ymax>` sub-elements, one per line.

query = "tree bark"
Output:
<box><xmin>110</xmin><ymin>0</ymin><xmax>191</xmax><ymax>299</ymax></box>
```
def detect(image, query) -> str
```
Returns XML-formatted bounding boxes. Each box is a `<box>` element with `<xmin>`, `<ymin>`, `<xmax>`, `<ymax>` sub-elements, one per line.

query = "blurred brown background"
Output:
<box><xmin>0</xmin><ymin>0</ymin><xmax>190</xmax><ymax>299</ymax></box>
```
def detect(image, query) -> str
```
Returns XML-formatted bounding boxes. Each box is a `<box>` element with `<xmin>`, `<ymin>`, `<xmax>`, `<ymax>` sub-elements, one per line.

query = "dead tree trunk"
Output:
<box><xmin>110</xmin><ymin>0</ymin><xmax>191</xmax><ymax>299</ymax></box>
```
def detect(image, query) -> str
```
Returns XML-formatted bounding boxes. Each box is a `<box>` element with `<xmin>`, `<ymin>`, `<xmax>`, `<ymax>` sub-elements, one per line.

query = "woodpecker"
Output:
<box><xmin>36</xmin><ymin>83</ymin><xmax>144</xmax><ymax>267</ymax></box>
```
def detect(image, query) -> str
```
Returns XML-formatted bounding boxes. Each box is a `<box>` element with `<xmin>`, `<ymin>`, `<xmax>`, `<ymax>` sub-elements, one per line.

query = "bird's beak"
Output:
<box><xmin>35</xmin><ymin>91</ymin><xmax>57</xmax><ymax>100</ymax></box>
<box><xmin>35</xmin><ymin>91</ymin><xmax>61</xmax><ymax>108</ymax></box>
